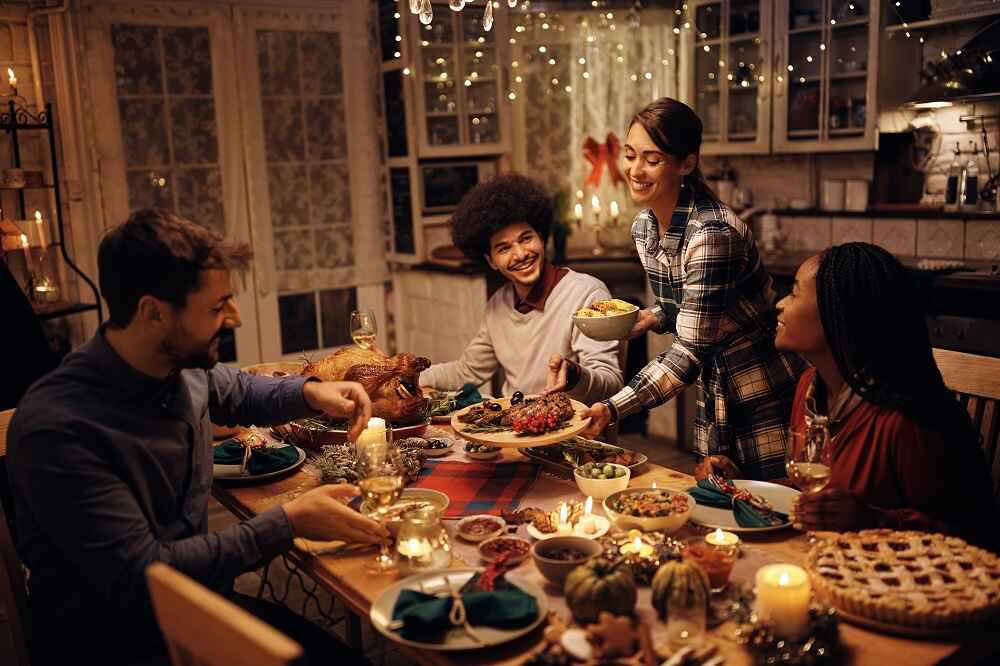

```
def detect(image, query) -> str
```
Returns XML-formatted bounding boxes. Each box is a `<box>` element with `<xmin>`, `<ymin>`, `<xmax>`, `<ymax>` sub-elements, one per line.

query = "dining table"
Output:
<box><xmin>212</xmin><ymin>430</ymin><xmax>970</xmax><ymax>666</ymax></box>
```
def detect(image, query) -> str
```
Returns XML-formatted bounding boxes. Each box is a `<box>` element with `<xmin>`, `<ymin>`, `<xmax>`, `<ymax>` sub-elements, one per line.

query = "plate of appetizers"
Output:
<box><xmin>451</xmin><ymin>392</ymin><xmax>590</xmax><ymax>448</ymax></box>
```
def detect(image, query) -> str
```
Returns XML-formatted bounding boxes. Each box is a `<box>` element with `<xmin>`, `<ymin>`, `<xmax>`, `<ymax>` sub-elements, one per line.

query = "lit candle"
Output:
<box><xmin>609</xmin><ymin>200</ymin><xmax>620</xmax><ymax>223</ymax></box>
<box><xmin>577</xmin><ymin>496</ymin><xmax>596</xmax><ymax>535</ymax></box>
<box><xmin>20</xmin><ymin>233</ymin><xmax>33</xmax><ymax>272</ymax></box>
<box><xmin>754</xmin><ymin>564</ymin><xmax>811</xmax><ymax>640</ymax></box>
<box><xmin>576</xmin><ymin>189</ymin><xmax>584</xmax><ymax>200</ymax></box>
<box><xmin>620</xmin><ymin>536</ymin><xmax>654</xmax><ymax>559</ymax></box>
<box><xmin>706</xmin><ymin>528</ymin><xmax>740</xmax><ymax>547</ymax></box>
<box><xmin>7</xmin><ymin>67</ymin><xmax>16</xmax><ymax>88</ymax></box>
<box><xmin>398</xmin><ymin>537</ymin><xmax>431</xmax><ymax>558</ymax></box>
<box><xmin>34</xmin><ymin>210</ymin><xmax>47</xmax><ymax>250</ymax></box>
<box><xmin>557</xmin><ymin>502</ymin><xmax>572</xmax><ymax>535</ymax></box>
<box><xmin>650</xmin><ymin>480</ymin><xmax>657</xmax><ymax>489</ymax></box>
<box><xmin>591</xmin><ymin>194</ymin><xmax>601</xmax><ymax>215</ymax></box>
<box><xmin>574</xmin><ymin>202</ymin><xmax>583</xmax><ymax>222</ymax></box>
<box><xmin>355</xmin><ymin>417</ymin><xmax>387</xmax><ymax>447</ymax></box>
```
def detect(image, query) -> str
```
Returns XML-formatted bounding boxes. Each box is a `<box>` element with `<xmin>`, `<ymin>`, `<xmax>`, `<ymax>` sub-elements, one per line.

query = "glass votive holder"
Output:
<box><xmin>665</xmin><ymin>583</ymin><xmax>707</xmax><ymax>651</ymax></box>
<box><xmin>682</xmin><ymin>535</ymin><xmax>738</xmax><ymax>593</ymax></box>
<box><xmin>396</xmin><ymin>507</ymin><xmax>452</xmax><ymax>575</ymax></box>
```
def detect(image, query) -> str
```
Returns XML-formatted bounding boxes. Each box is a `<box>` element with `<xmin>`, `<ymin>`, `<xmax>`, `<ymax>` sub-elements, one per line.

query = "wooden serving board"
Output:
<box><xmin>450</xmin><ymin>396</ymin><xmax>591</xmax><ymax>448</ymax></box>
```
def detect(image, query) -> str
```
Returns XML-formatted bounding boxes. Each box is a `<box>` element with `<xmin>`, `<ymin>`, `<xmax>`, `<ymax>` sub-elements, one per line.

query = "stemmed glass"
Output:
<box><xmin>785</xmin><ymin>424</ymin><xmax>831</xmax><ymax>495</ymax></box>
<box><xmin>355</xmin><ymin>424</ymin><xmax>404</xmax><ymax>574</ymax></box>
<box><xmin>349</xmin><ymin>310</ymin><xmax>378</xmax><ymax>350</ymax></box>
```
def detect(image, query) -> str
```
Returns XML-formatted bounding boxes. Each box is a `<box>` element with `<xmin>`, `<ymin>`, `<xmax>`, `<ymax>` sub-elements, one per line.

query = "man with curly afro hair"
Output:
<box><xmin>420</xmin><ymin>173</ymin><xmax>623</xmax><ymax>405</ymax></box>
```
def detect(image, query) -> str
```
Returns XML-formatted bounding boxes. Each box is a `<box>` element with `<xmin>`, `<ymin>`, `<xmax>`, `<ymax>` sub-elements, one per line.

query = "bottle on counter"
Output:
<box><xmin>960</xmin><ymin>141</ymin><xmax>979</xmax><ymax>211</ymax></box>
<box><xmin>945</xmin><ymin>142</ymin><xmax>961</xmax><ymax>211</ymax></box>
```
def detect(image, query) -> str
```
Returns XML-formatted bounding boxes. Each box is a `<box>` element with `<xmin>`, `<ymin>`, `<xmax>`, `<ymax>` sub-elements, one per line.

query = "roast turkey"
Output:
<box><xmin>301</xmin><ymin>347</ymin><xmax>430</xmax><ymax>424</ymax></box>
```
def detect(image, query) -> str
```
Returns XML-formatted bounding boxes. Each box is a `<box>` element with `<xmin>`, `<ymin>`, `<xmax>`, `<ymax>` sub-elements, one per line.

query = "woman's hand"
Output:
<box><xmin>792</xmin><ymin>488</ymin><xmax>872</xmax><ymax>532</ymax></box>
<box><xmin>303</xmin><ymin>380</ymin><xmax>372</xmax><ymax>442</ymax></box>
<box><xmin>627</xmin><ymin>308</ymin><xmax>660</xmax><ymax>339</ymax></box>
<box><xmin>543</xmin><ymin>354</ymin><xmax>577</xmax><ymax>394</ymax></box>
<box><xmin>693</xmin><ymin>455</ymin><xmax>741</xmax><ymax>481</ymax></box>
<box><xmin>579</xmin><ymin>402</ymin><xmax>611</xmax><ymax>438</ymax></box>
<box><xmin>283</xmin><ymin>484</ymin><xmax>389</xmax><ymax>545</ymax></box>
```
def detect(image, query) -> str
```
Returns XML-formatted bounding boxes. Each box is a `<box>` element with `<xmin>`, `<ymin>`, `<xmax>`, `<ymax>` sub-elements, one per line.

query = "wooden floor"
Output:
<box><xmin>0</xmin><ymin>434</ymin><xmax>693</xmax><ymax>664</ymax></box>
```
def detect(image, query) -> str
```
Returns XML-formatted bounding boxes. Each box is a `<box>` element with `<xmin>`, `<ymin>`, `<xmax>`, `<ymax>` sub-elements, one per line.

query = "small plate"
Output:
<box><xmin>213</xmin><ymin>446</ymin><xmax>306</xmax><ymax>484</ymax></box>
<box><xmin>455</xmin><ymin>514</ymin><xmax>506</xmax><ymax>543</ymax></box>
<box><xmin>689</xmin><ymin>480</ymin><xmax>799</xmax><ymax>533</ymax></box>
<box><xmin>478</xmin><ymin>536</ymin><xmax>531</xmax><ymax>565</ymax></box>
<box><xmin>370</xmin><ymin>569</ymin><xmax>548</xmax><ymax>651</ymax></box>
<box><xmin>560</xmin><ymin>628</ymin><xmax>594</xmax><ymax>661</ymax></box>
<box><xmin>464</xmin><ymin>447</ymin><xmax>502</xmax><ymax>461</ymax></box>
<box><xmin>420</xmin><ymin>441</ymin><xmax>454</xmax><ymax>458</ymax></box>
<box><xmin>526</xmin><ymin>515</ymin><xmax>610</xmax><ymax>541</ymax></box>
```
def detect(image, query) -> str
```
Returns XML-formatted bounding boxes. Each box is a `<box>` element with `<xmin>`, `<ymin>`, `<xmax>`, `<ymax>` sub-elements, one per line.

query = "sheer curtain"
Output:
<box><xmin>513</xmin><ymin>10</ymin><xmax>678</xmax><ymax>225</ymax></box>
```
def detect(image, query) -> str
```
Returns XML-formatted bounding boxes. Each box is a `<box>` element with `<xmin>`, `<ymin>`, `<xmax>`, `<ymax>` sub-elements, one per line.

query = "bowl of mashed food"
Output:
<box><xmin>572</xmin><ymin>299</ymin><xmax>639</xmax><ymax>341</ymax></box>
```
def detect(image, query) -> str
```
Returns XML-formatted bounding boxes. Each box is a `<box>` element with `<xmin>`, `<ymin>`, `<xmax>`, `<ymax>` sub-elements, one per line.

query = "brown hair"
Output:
<box><xmin>98</xmin><ymin>209</ymin><xmax>252</xmax><ymax>327</ymax></box>
<box><xmin>628</xmin><ymin>97</ymin><xmax>717</xmax><ymax>202</ymax></box>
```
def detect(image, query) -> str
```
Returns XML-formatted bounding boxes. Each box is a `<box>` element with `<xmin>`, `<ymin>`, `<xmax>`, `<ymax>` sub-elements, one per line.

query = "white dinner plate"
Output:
<box><xmin>689</xmin><ymin>480</ymin><xmax>800</xmax><ymax>533</ymax></box>
<box><xmin>370</xmin><ymin>568</ymin><xmax>548</xmax><ymax>651</ymax></box>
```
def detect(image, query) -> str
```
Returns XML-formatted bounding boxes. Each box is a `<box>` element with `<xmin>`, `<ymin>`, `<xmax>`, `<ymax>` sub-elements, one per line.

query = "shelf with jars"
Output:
<box><xmin>406</xmin><ymin>0</ymin><xmax>511</xmax><ymax>157</ymax></box>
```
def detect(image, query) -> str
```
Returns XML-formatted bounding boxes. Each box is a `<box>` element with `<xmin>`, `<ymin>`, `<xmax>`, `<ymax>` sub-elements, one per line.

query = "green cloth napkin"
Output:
<box><xmin>213</xmin><ymin>440</ymin><xmax>299</xmax><ymax>475</ymax></box>
<box><xmin>453</xmin><ymin>383</ymin><xmax>484</xmax><ymax>409</ymax></box>
<box><xmin>687</xmin><ymin>479</ymin><xmax>789</xmax><ymax>528</ymax></box>
<box><xmin>391</xmin><ymin>585</ymin><xmax>538</xmax><ymax>643</ymax></box>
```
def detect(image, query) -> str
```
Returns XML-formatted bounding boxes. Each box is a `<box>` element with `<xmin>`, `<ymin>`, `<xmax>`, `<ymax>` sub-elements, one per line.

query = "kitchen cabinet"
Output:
<box><xmin>684</xmin><ymin>0</ymin><xmax>881</xmax><ymax>154</ymax></box>
<box><xmin>686</xmin><ymin>0</ymin><xmax>774</xmax><ymax>155</ymax></box>
<box><xmin>407</xmin><ymin>1</ymin><xmax>512</xmax><ymax>157</ymax></box>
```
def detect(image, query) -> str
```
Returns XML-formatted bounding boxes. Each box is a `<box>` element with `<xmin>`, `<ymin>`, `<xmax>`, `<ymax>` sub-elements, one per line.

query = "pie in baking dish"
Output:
<box><xmin>806</xmin><ymin>529</ymin><xmax>1000</xmax><ymax>629</ymax></box>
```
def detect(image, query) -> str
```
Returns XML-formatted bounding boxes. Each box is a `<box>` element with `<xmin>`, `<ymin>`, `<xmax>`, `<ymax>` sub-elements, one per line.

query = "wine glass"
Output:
<box><xmin>356</xmin><ymin>425</ymin><xmax>404</xmax><ymax>574</ymax></box>
<box><xmin>349</xmin><ymin>310</ymin><xmax>378</xmax><ymax>350</ymax></box>
<box><xmin>785</xmin><ymin>424</ymin><xmax>831</xmax><ymax>495</ymax></box>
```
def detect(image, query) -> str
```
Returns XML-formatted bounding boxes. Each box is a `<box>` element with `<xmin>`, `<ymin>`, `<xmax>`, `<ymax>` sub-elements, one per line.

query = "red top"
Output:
<box><xmin>791</xmin><ymin>367</ymin><xmax>997</xmax><ymax>550</ymax></box>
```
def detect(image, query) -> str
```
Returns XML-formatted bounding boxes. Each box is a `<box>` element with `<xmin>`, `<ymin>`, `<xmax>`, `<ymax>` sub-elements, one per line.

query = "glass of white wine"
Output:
<box><xmin>350</xmin><ymin>310</ymin><xmax>378</xmax><ymax>350</ymax></box>
<box><xmin>785</xmin><ymin>421</ymin><xmax>832</xmax><ymax>495</ymax></box>
<box><xmin>356</xmin><ymin>425</ymin><xmax>404</xmax><ymax>574</ymax></box>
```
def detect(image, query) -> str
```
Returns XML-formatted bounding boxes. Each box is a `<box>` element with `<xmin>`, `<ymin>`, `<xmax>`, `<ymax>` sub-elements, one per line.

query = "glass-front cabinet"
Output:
<box><xmin>687</xmin><ymin>0</ymin><xmax>773</xmax><ymax>155</ymax></box>
<box><xmin>773</xmin><ymin>0</ymin><xmax>879</xmax><ymax>151</ymax></box>
<box><xmin>408</xmin><ymin>1</ymin><xmax>511</xmax><ymax>156</ymax></box>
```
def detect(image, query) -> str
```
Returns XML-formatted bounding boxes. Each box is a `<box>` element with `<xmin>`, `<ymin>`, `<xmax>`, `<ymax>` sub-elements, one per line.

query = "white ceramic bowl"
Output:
<box><xmin>602</xmin><ymin>487</ymin><xmax>694</xmax><ymax>533</ymax></box>
<box><xmin>573</xmin><ymin>463</ymin><xmax>631</xmax><ymax>500</ymax></box>
<box><xmin>572</xmin><ymin>305</ymin><xmax>639</xmax><ymax>341</ymax></box>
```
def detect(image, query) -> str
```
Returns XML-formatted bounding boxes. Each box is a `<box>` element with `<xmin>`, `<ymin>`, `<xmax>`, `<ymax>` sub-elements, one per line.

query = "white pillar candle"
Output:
<box><xmin>556</xmin><ymin>502</ymin><xmax>573</xmax><ymax>535</ymax></box>
<box><xmin>356</xmin><ymin>417</ymin><xmax>387</xmax><ymax>447</ymax></box>
<box><xmin>755</xmin><ymin>564</ymin><xmax>811</xmax><ymax>640</ymax></box>
<box><xmin>576</xmin><ymin>496</ymin><xmax>596</xmax><ymax>534</ymax></box>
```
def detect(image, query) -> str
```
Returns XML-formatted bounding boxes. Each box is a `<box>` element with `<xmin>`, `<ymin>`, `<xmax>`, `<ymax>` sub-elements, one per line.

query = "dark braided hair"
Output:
<box><xmin>816</xmin><ymin>242</ymin><xmax>973</xmax><ymax>436</ymax></box>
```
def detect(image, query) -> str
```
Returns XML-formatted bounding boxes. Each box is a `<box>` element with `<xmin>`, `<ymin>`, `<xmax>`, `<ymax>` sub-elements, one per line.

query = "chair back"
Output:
<box><xmin>146</xmin><ymin>563</ymin><xmax>304</xmax><ymax>666</ymax></box>
<box><xmin>0</xmin><ymin>407</ymin><xmax>30</xmax><ymax>666</ymax></box>
<box><xmin>933</xmin><ymin>349</ymin><xmax>1000</xmax><ymax>502</ymax></box>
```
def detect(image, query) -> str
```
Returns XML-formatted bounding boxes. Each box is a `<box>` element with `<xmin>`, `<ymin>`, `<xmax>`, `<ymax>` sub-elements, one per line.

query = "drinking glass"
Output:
<box><xmin>356</xmin><ymin>424</ymin><xmax>404</xmax><ymax>574</ymax></box>
<box><xmin>665</xmin><ymin>585</ymin><xmax>707</xmax><ymax>650</ymax></box>
<box><xmin>396</xmin><ymin>507</ymin><xmax>452</xmax><ymax>575</ymax></box>
<box><xmin>349</xmin><ymin>310</ymin><xmax>378</xmax><ymax>350</ymax></box>
<box><xmin>785</xmin><ymin>423</ymin><xmax>831</xmax><ymax>495</ymax></box>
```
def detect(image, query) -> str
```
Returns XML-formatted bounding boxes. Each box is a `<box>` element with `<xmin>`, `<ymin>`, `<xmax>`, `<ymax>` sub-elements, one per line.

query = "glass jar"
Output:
<box><xmin>396</xmin><ymin>507</ymin><xmax>452</xmax><ymax>575</ymax></box>
<box><xmin>682</xmin><ymin>536</ymin><xmax>737</xmax><ymax>593</ymax></box>
<box><xmin>665</xmin><ymin>582</ymin><xmax>707</xmax><ymax>651</ymax></box>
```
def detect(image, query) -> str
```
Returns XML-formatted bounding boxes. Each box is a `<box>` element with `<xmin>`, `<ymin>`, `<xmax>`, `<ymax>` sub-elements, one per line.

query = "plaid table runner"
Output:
<box><xmin>412</xmin><ymin>459</ymin><xmax>539</xmax><ymax>518</ymax></box>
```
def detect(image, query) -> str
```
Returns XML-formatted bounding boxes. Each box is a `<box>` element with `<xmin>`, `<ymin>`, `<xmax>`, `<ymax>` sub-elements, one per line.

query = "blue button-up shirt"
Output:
<box><xmin>7</xmin><ymin>329</ymin><xmax>318</xmax><ymax>661</ymax></box>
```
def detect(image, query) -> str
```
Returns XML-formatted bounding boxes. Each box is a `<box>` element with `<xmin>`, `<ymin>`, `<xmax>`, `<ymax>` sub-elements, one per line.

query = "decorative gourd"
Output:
<box><xmin>650</xmin><ymin>560</ymin><xmax>710</xmax><ymax>621</ymax></box>
<box><xmin>563</xmin><ymin>559</ymin><xmax>637</xmax><ymax>624</ymax></box>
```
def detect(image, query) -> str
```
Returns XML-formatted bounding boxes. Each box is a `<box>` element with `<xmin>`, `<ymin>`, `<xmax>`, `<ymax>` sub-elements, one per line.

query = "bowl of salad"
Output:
<box><xmin>572</xmin><ymin>298</ymin><xmax>639</xmax><ymax>341</ymax></box>
<box><xmin>602</xmin><ymin>487</ymin><xmax>693</xmax><ymax>533</ymax></box>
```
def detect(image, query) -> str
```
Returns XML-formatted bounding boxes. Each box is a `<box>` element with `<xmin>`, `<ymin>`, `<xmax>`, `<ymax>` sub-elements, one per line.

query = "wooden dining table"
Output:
<box><xmin>212</xmin><ymin>443</ymin><xmax>968</xmax><ymax>666</ymax></box>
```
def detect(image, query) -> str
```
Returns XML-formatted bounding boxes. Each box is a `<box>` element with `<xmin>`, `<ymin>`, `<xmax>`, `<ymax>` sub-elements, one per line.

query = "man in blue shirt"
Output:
<box><xmin>7</xmin><ymin>209</ymin><xmax>386</xmax><ymax>665</ymax></box>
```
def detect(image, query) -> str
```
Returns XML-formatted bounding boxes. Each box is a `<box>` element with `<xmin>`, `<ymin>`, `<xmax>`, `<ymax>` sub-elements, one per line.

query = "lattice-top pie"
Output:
<box><xmin>806</xmin><ymin>529</ymin><xmax>1000</xmax><ymax>630</ymax></box>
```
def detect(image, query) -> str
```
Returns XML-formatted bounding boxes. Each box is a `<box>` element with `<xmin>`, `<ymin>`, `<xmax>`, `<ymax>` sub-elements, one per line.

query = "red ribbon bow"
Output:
<box><xmin>582</xmin><ymin>133</ymin><xmax>625</xmax><ymax>188</ymax></box>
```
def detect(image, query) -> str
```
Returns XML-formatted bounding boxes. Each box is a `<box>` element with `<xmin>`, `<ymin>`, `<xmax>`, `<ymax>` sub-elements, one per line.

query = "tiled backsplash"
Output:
<box><xmin>776</xmin><ymin>215</ymin><xmax>1000</xmax><ymax>261</ymax></box>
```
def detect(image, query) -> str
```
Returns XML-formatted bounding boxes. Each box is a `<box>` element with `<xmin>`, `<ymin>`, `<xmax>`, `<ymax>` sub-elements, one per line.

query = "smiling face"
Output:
<box><xmin>158</xmin><ymin>269</ymin><xmax>242</xmax><ymax>369</ymax></box>
<box><xmin>622</xmin><ymin>122</ymin><xmax>697</xmax><ymax>210</ymax></box>
<box><xmin>484</xmin><ymin>222</ymin><xmax>545</xmax><ymax>296</ymax></box>
<box><xmin>775</xmin><ymin>255</ymin><xmax>828</xmax><ymax>357</ymax></box>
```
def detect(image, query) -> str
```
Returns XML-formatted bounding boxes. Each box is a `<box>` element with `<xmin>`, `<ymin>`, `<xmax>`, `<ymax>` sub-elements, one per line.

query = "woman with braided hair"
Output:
<box><xmin>775</xmin><ymin>242</ymin><xmax>997</xmax><ymax>550</ymax></box>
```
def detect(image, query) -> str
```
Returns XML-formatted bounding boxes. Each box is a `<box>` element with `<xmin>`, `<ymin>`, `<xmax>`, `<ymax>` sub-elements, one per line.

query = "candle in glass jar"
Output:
<box><xmin>356</xmin><ymin>417</ymin><xmax>387</xmax><ymax>447</ymax></box>
<box><xmin>706</xmin><ymin>528</ymin><xmax>740</xmax><ymax>547</ymax></box>
<box><xmin>755</xmin><ymin>564</ymin><xmax>811</xmax><ymax>640</ymax></box>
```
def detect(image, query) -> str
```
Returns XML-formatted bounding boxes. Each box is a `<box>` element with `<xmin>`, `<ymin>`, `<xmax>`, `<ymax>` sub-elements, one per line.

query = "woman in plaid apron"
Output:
<box><xmin>581</xmin><ymin>98</ymin><xmax>804</xmax><ymax>480</ymax></box>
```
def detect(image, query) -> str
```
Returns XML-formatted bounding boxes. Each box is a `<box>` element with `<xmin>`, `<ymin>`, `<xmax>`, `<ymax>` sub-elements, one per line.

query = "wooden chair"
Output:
<box><xmin>146</xmin><ymin>563</ymin><xmax>304</xmax><ymax>666</ymax></box>
<box><xmin>0</xmin><ymin>407</ymin><xmax>30</xmax><ymax>666</ymax></box>
<box><xmin>932</xmin><ymin>348</ymin><xmax>1000</xmax><ymax>502</ymax></box>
